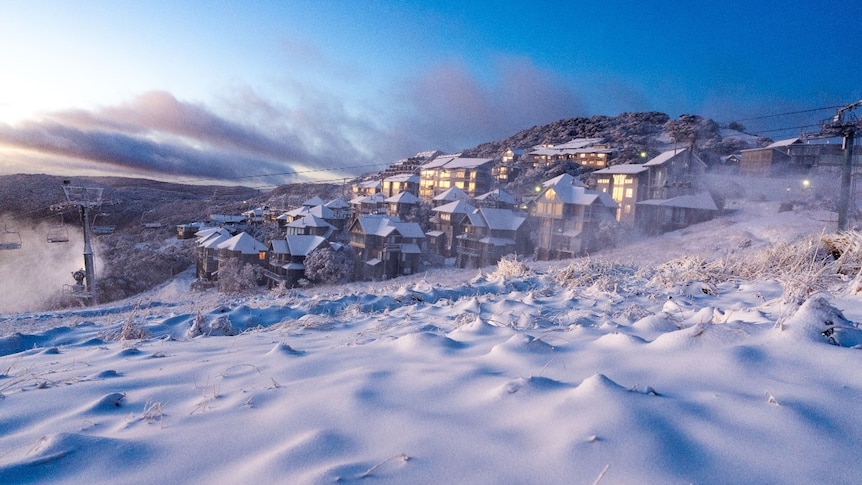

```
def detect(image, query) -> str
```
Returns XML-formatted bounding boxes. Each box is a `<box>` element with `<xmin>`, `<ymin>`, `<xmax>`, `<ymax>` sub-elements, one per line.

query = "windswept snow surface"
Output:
<box><xmin>1</xmin><ymin>201</ymin><xmax>861</xmax><ymax>484</ymax></box>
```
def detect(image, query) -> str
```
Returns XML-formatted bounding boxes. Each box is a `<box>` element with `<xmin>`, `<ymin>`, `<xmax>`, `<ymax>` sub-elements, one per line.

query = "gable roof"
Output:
<box><xmin>542</xmin><ymin>173</ymin><xmax>585</xmax><ymax>188</ymax></box>
<box><xmin>421</xmin><ymin>155</ymin><xmax>492</xmax><ymax>170</ymax></box>
<box><xmin>433</xmin><ymin>186</ymin><xmax>472</xmax><ymax>202</ymax></box>
<box><xmin>644</xmin><ymin>148</ymin><xmax>705</xmax><ymax>168</ymax></box>
<box><xmin>286</xmin><ymin>235</ymin><xmax>327</xmax><ymax>256</ymax></box>
<box><xmin>474</xmin><ymin>188</ymin><xmax>516</xmax><ymax>204</ymax></box>
<box><xmin>353</xmin><ymin>214</ymin><xmax>424</xmax><ymax>240</ymax></box>
<box><xmin>637</xmin><ymin>192</ymin><xmax>718</xmax><ymax>211</ymax></box>
<box><xmin>384</xmin><ymin>173</ymin><xmax>420</xmax><ymax>183</ymax></box>
<box><xmin>302</xmin><ymin>196</ymin><xmax>326</xmax><ymax>207</ymax></box>
<box><xmin>593</xmin><ymin>164</ymin><xmax>649</xmax><ymax>175</ymax></box>
<box><xmin>325</xmin><ymin>198</ymin><xmax>350</xmax><ymax>209</ymax></box>
<box><xmin>217</xmin><ymin>232</ymin><xmax>267</xmax><ymax>254</ymax></box>
<box><xmin>432</xmin><ymin>200</ymin><xmax>475</xmax><ymax>214</ymax></box>
<box><xmin>471</xmin><ymin>208</ymin><xmax>526</xmax><ymax>232</ymax></box>
<box><xmin>386</xmin><ymin>191</ymin><xmax>420</xmax><ymax>204</ymax></box>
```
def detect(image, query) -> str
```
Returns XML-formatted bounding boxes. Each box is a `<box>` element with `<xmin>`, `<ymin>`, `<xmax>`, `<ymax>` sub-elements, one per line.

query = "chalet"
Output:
<box><xmin>349</xmin><ymin>193</ymin><xmax>387</xmax><ymax>221</ymax></box>
<box><xmin>533</xmin><ymin>173</ymin><xmax>618</xmax><ymax>260</ymax></box>
<box><xmin>636</xmin><ymin>192</ymin><xmax>719</xmax><ymax>234</ymax></box>
<box><xmin>738</xmin><ymin>138</ymin><xmax>846</xmax><ymax>176</ymax></box>
<box><xmin>495</xmin><ymin>148</ymin><xmax>525</xmax><ymax>183</ymax></box>
<box><xmin>643</xmin><ymin>147</ymin><xmax>707</xmax><ymax>200</ymax></box>
<box><xmin>216</xmin><ymin>232</ymin><xmax>268</xmax><ymax>277</ymax></box>
<box><xmin>381</xmin><ymin>173</ymin><xmax>420</xmax><ymax>197</ymax></box>
<box><xmin>431</xmin><ymin>186</ymin><xmax>472</xmax><ymax>208</ymax></box>
<box><xmin>194</xmin><ymin>228</ymin><xmax>232</xmax><ymax>280</ymax></box>
<box><xmin>474</xmin><ymin>188</ymin><xmax>516</xmax><ymax>209</ymax></box>
<box><xmin>593</xmin><ymin>164</ymin><xmax>650</xmax><ymax>223</ymax></box>
<box><xmin>264</xmin><ymin>235</ymin><xmax>328</xmax><ymax>288</ymax></box>
<box><xmin>385</xmin><ymin>191</ymin><xmax>421</xmax><ymax>219</ymax></box>
<box><xmin>455</xmin><ymin>208</ymin><xmax>529</xmax><ymax>269</ymax></box>
<box><xmin>324</xmin><ymin>198</ymin><xmax>351</xmax><ymax>231</ymax></box>
<box><xmin>380</xmin><ymin>150</ymin><xmax>441</xmax><ymax>178</ymax></box>
<box><xmin>429</xmin><ymin>199</ymin><xmax>476</xmax><ymax>257</ymax></box>
<box><xmin>352</xmin><ymin>180</ymin><xmax>381</xmax><ymax>198</ymax></box>
<box><xmin>419</xmin><ymin>155</ymin><xmax>494</xmax><ymax>200</ymax></box>
<box><xmin>285</xmin><ymin>213</ymin><xmax>336</xmax><ymax>238</ymax></box>
<box><xmin>524</xmin><ymin>138</ymin><xmax>614</xmax><ymax>170</ymax></box>
<box><xmin>348</xmin><ymin>214</ymin><xmax>425</xmax><ymax>280</ymax></box>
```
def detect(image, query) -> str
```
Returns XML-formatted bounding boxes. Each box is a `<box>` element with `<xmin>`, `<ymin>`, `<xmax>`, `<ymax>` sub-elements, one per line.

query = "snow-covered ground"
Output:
<box><xmin>1</xmin><ymin>200</ymin><xmax>861</xmax><ymax>484</ymax></box>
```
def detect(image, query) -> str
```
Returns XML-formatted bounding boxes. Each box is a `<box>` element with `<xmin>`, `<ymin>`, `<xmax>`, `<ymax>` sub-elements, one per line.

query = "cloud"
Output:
<box><xmin>0</xmin><ymin>91</ymin><xmax>385</xmax><ymax>185</ymax></box>
<box><xmin>395</xmin><ymin>57</ymin><xmax>586</xmax><ymax>151</ymax></box>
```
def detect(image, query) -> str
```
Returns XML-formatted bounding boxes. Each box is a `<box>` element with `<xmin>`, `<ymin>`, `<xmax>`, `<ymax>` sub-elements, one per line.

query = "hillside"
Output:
<box><xmin>463</xmin><ymin>111</ymin><xmax>768</xmax><ymax>165</ymax></box>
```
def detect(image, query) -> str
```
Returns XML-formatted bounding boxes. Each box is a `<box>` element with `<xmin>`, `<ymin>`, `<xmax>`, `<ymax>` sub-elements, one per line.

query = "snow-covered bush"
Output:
<box><xmin>492</xmin><ymin>254</ymin><xmax>530</xmax><ymax>279</ymax></box>
<box><xmin>303</xmin><ymin>246</ymin><xmax>356</xmax><ymax>285</ymax></box>
<box><xmin>218</xmin><ymin>259</ymin><xmax>260</xmax><ymax>294</ymax></box>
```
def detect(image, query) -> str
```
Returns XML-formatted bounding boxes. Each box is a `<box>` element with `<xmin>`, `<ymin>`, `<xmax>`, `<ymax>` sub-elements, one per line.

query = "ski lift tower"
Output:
<box><xmin>55</xmin><ymin>182</ymin><xmax>104</xmax><ymax>305</ymax></box>
<box><xmin>819</xmin><ymin>100</ymin><xmax>862</xmax><ymax>230</ymax></box>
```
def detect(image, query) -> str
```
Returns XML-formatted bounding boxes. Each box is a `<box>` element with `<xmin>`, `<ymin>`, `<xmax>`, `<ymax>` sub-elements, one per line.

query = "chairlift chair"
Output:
<box><xmin>47</xmin><ymin>215</ymin><xmax>70</xmax><ymax>243</ymax></box>
<box><xmin>0</xmin><ymin>223</ymin><xmax>23</xmax><ymax>250</ymax></box>
<box><xmin>92</xmin><ymin>212</ymin><xmax>115</xmax><ymax>235</ymax></box>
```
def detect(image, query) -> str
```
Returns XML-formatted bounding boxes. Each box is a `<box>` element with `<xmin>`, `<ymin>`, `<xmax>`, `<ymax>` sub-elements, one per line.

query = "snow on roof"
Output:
<box><xmin>421</xmin><ymin>155</ymin><xmax>458</xmax><ymax>169</ymax></box>
<box><xmin>392</xmin><ymin>221</ymin><xmax>426</xmax><ymax>239</ymax></box>
<box><xmin>548</xmin><ymin>184</ymin><xmax>618</xmax><ymax>209</ymax></box>
<box><xmin>325</xmin><ymin>198</ymin><xmax>350</xmax><ymax>209</ymax></box>
<box><xmin>637</xmin><ymin>192</ymin><xmax>718</xmax><ymax>211</ymax></box>
<box><xmin>479</xmin><ymin>208</ymin><xmax>526</xmax><ymax>231</ymax></box>
<box><xmin>593</xmin><ymin>164</ymin><xmax>649</xmax><ymax>175</ymax></box>
<box><xmin>400</xmin><ymin>243</ymin><xmax>422</xmax><ymax>254</ymax></box>
<box><xmin>269</xmin><ymin>239</ymin><xmax>289</xmax><ymax>255</ymax></box>
<box><xmin>766</xmin><ymin>138</ymin><xmax>801</xmax><ymax>148</ymax></box>
<box><xmin>446</xmin><ymin>157</ymin><xmax>494</xmax><ymax>169</ymax></box>
<box><xmin>285</xmin><ymin>206</ymin><xmax>309</xmax><ymax>218</ymax></box>
<box><xmin>474</xmin><ymin>188</ymin><xmax>515</xmax><ymax>204</ymax></box>
<box><xmin>422</xmin><ymin>155</ymin><xmax>492</xmax><ymax>170</ymax></box>
<box><xmin>195</xmin><ymin>227</ymin><xmax>229</xmax><ymax>241</ymax></box>
<box><xmin>307</xmin><ymin>205</ymin><xmax>334</xmax><ymax>219</ymax></box>
<box><xmin>644</xmin><ymin>148</ymin><xmax>705</xmax><ymax>168</ymax></box>
<box><xmin>386</xmin><ymin>191</ymin><xmax>420</xmax><ymax>204</ymax></box>
<box><xmin>433</xmin><ymin>186</ymin><xmax>471</xmax><ymax>202</ymax></box>
<box><xmin>217</xmin><ymin>232</ymin><xmax>267</xmax><ymax>254</ymax></box>
<box><xmin>302</xmin><ymin>196</ymin><xmax>326</xmax><ymax>207</ymax></box>
<box><xmin>542</xmin><ymin>173</ymin><xmax>585</xmax><ymax>188</ymax></box>
<box><xmin>358</xmin><ymin>180</ymin><xmax>381</xmax><ymax>189</ymax></box>
<box><xmin>426</xmin><ymin>230</ymin><xmax>445</xmax><ymax>237</ymax></box>
<box><xmin>384</xmin><ymin>173</ymin><xmax>420</xmax><ymax>183</ymax></box>
<box><xmin>357</xmin><ymin>215</ymin><xmax>397</xmax><ymax>237</ymax></box>
<box><xmin>283</xmin><ymin>262</ymin><xmax>305</xmax><ymax>271</ymax></box>
<box><xmin>286</xmin><ymin>235</ymin><xmax>327</xmax><ymax>256</ymax></box>
<box><xmin>288</xmin><ymin>214</ymin><xmax>334</xmax><ymax>229</ymax></box>
<box><xmin>199</xmin><ymin>232</ymin><xmax>230</xmax><ymax>249</ymax></box>
<box><xmin>432</xmin><ymin>200</ymin><xmax>475</xmax><ymax>214</ymax></box>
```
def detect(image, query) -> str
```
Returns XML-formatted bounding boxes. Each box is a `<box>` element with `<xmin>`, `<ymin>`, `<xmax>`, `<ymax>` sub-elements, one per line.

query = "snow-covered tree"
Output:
<box><xmin>303</xmin><ymin>246</ymin><xmax>356</xmax><ymax>284</ymax></box>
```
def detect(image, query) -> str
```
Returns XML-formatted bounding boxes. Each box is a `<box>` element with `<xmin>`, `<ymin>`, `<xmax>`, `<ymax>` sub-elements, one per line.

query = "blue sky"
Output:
<box><xmin>1</xmin><ymin>1</ymin><xmax>859</xmax><ymax>186</ymax></box>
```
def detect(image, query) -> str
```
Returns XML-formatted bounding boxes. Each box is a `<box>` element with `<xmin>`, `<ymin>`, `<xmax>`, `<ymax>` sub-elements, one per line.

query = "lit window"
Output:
<box><xmin>625</xmin><ymin>188</ymin><xmax>633</xmax><ymax>198</ymax></box>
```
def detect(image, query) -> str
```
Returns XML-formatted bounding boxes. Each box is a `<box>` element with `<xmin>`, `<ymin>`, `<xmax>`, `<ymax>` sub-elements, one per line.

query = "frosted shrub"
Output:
<box><xmin>554</xmin><ymin>259</ymin><xmax>639</xmax><ymax>293</ymax></box>
<box><xmin>492</xmin><ymin>254</ymin><xmax>530</xmax><ymax>279</ymax></box>
<box><xmin>218</xmin><ymin>259</ymin><xmax>259</xmax><ymax>294</ymax></box>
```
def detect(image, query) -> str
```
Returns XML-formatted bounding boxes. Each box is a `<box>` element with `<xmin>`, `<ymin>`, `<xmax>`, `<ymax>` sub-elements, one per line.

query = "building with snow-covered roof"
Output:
<box><xmin>385</xmin><ymin>191</ymin><xmax>421</xmax><ymax>219</ymax></box>
<box><xmin>348</xmin><ymin>214</ymin><xmax>425</xmax><ymax>280</ymax></box>
<box><xmin>285</xmin><ymin>214</ymin><xmax>336</xmax><ymax>239</ymax></box>
<box><xmin>524</xmin><ymin>138</ymin><xmax>614</xmax><ymax>170</ymax></box>
<box><xmin>428</xmin><ymin>200</ymin><xmax>476</xmax><ymax>257</ymax></box>
<box><xmin>635</xmin><ymin>192</ymin><xmax>719</xmax><ymax>234</ymax></box>
<box><xmin>381</xmin><ymin>173</ymin><xmax>420</xmax><ymax>198</ymax></box>
<box><xmin>593</xmin><ymin>164</ymin><xmax>651</xmax><ymax>224</ymax></box>
<box><xmin>738</xmin><ymin>138</ymin><xmax>849</xmax><ymax>177</ymax></box>
<box><xmin>263</xmin><ymin>235</ymin><xmax>329</xmax><ymax>288</ymax></box>
<box><xmin>474</xmin><ymin>188</ymin><xmax>516</xmax><ymax>209</ymax></box>
<box><xmin>533</xmin><ymin>173</ymin><xmax>618</xmax><ymax>260</ymax></box>
<box><xmin>419</xmin><ymin>155</ymin><xmax>494</xmax><ymax>200</ymax></box>
<box><xmin>455</xmin><ymin>208</ymin><xmax>529</xmax><ymax>269</ymax></box>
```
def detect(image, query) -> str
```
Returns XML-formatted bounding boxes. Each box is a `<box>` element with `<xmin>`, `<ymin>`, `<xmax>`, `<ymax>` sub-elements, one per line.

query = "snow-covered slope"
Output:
<box><xmin>1</xmin><ymin>200</ymin><xmax>861</xmax><ymax>484</ymax></box>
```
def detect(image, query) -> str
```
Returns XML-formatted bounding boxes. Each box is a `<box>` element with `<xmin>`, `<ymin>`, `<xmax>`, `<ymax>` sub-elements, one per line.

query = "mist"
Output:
<box><xmin>0</xmin><ymin>215</ymin><xmax>92</xmax><ymax>313</ymax></box>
